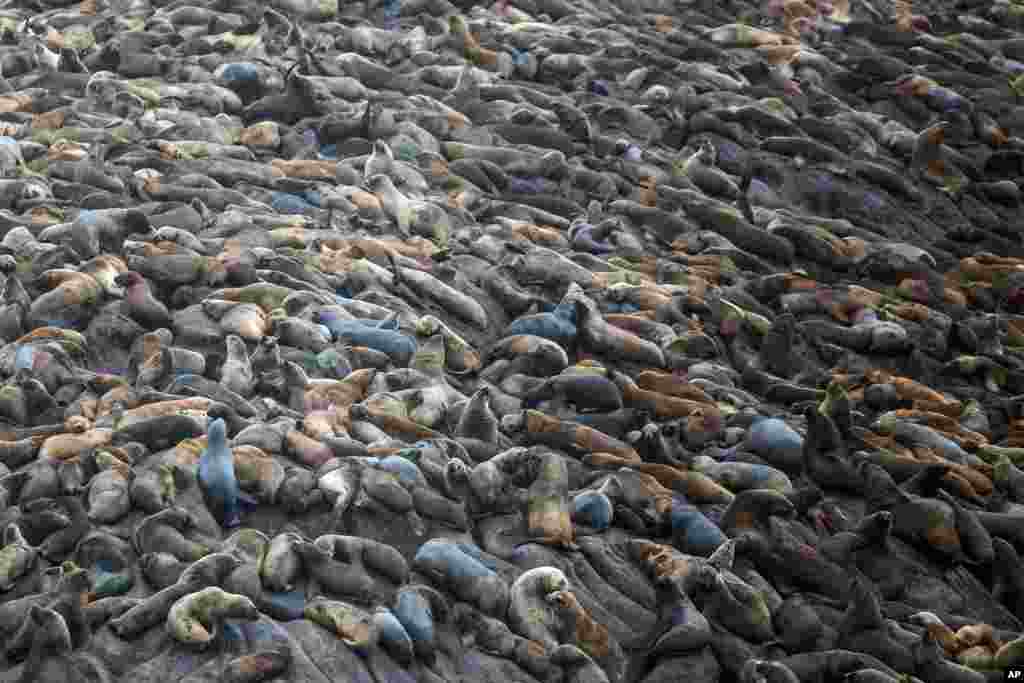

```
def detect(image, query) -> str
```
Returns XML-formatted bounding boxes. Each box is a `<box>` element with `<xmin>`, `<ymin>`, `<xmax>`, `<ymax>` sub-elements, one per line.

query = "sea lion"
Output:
<box><xmin>114</xmin><ymin>271</ymin><xmax>172</xmax><ymax>331</ymax></box>
<box><xmin>909</xmin><ymin>121</ymin><xmax>969</xmax><ymax>194</ymax></box>
<box><xmin>803</xmin><ymin>406</ymin><xmax>861</xmax><ymax>492</ymax></box>
<box><xmin>0</xmin><ymin>524</ymin><xmax>36</xmax><ymax>592</ymax></box>
<box><xmin>914</xmin><ymin>626</ymin><xmax>986</xmax><ymax>683</ymax></box>
<box><xmin>526</xmin><ymin>451</ymin><xmax>575</xmax><ymax>548</ymax></box>
<box><xmin>85</xmin><ymin>467</ymin><xmax>132</xmax><ymax>524</ymax></box>
<box><xmin>720</xmin><ymin>488</ymin><xmax>796</xmax><ymax>537</ymax></box>
<box><xmin>198</xmin><ymin>417</ymin><xmax>242</xmax><ymax>528</ymax></box>
<box><xmin>223</xmin><ymin>649</ymin><xmax>292</xmax><ymax>683</ymax></box>
<box><xmin>166</xmin><ymin>586</ymin><xmax>259</xmax><ymax>648</ymax></box>
<box><xmin>140</xmin><ymin>552</ymin><xmax>186</xmax><ymax>591</ymax></box>
<box><xmin>819</xmin><ymin>511</ymin><xmax>894</xmax><ymax>569</ymax></box>
<box><xmin>108</xmin><ymin>552</ymin><xmax>242</xmax><ymax>639</ymax></box>
<box><xmin>373</xmin><ymin>606</ymin><xmax>415</xmax><ymax>666</ymax></box>
<box><xmin>455</xmin><ymin>386</ymin><xmax>500</xmax><ymax>443</ymax></box>
<box><xmin>16</xmin><ymin>605</ymin><xmax>73</xmax><ymax>683</ymax></box>
<box><xmin>739</xmin><ymin>659</ymin><xmax>800</xmax><ymax>683</ymax></box>
<box><xmin>294</xmin><ymin>540</ymin><xmax>377</xmax><ymax>605</ymax></box>
<box><xmin>693</xmin><ymin>563</ymin><xmax>774</xmax><ymax>643</ymax></box>
<box><xmin>276</xmin><ymin>465</ymin><xmax>321</xmax><ymax>513</ymax></box>
<box><xmin>364</xmin><ymin>140</ymin><xmax>395</xmax><ymax>180</ymax></box>
<box><xmin>392</xmin><ymin>583</ymin><xmax>448</xmax><ymax>664</ymax></box>
<box><xmin>681</xmin><ymin>139</ymin><xmax>741</xmax><ymax>199</ymax></box>
<box><xmin>304</xmin><ymin>597</ymin><xmax>377</xmax><ymax>653</ymax></box>
<box><xmin>129</xmin><ymin>463</ymin><xmax>178</xmax><ymax>514</ymax></box>
<box><xmin>507</xmin><ymin>566</ymin><xmax>571</xmax><ymax>651</ymax></box>
<box><xmin>5</xmin><ymin>562</ymin><xmax>91</xmax><ymax>661</ymax></box>
<box><xmin>132</xmin><ymin>507</ymin><xmax>210</xmax><ymax>563</ymax></box>
<box><xmin>38</xmin><ymin>496</ymin><xmax>90</xmax><ymax>563</ymax></box>
<box><xmin>367</xmin><ymin>173</ymin><xmax>414</xmax><ymax>237</ymax></box>
<box><xmin>260</xmin><ymin>531</ymin><xmax>304</xmax><ymax>593</ymax></box>
<box><xmin>413</xmin><ymin>538</ymin><xmax>509</xmax><ymax>617</ymax></box>
<box><xmin>522</xmin><ymin>372</ymin><xmax>624</xmax><ymax>413</ymax></box>
<box><xmin>992</xmin><ymin>538</ymin><xmax>1024</xmax><ymax>619</ymax></box>
<box><xmin>221</xmin><ymin>334</ymin><xmax>255</xmax><ymax>398</ymax></box>
<box><xmin>837</xmin><ymin>574</ymin><xmax>915</xmax><ymax>673</ymax></box>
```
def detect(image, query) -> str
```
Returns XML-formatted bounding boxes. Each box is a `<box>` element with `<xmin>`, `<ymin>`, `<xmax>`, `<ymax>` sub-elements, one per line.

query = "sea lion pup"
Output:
<box><xmin>114</xmin><ymin>271</ymin><xmax>172</xmax><ymax>331</ymax></box>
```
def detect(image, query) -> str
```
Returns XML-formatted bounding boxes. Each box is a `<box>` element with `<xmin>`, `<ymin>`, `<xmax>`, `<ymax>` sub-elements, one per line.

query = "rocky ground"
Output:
<box><xmin>0</xmin><ymin>0</ymin><xmax>1024</xmax><ymax>682</ymax></box>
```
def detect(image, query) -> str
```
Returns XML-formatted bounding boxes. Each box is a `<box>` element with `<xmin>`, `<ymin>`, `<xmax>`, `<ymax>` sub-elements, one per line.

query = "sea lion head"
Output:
<box><xmin>545</xmin><ymin>589</ymin><xmax>577</xmax><ymax>613</ymax></box>
<box><xmin>365</xmin><ymin>173</ymin><xmax>391</xmax><ymax>194</ymax></box>
<box><xmin>372</xmin><ymin>140</ymin><xmax>393</xmax><ymax>160</ymax></box>
<box><xmin>206</xmin><ymin>417</ymin><xmax>228</xmax><ymax>444</ymax></box>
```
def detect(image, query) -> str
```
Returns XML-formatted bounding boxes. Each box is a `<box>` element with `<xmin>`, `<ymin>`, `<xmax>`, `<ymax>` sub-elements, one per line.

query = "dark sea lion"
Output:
<box><xmin>114</xmin><ymin>271</ymin><xmax>172</xmax><ymax>331</ymax></box>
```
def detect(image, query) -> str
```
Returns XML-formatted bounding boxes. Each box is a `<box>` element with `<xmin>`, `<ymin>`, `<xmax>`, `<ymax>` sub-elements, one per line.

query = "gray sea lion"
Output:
<box><xmin>260</xmin><ymin>531</ymin><xmax>304</xmax><ymax>593</ymax></box>
<box><xmin>364</xmin><ymin>140</ymin><xmax>395</xmax><ymax>179</ymax></box>
<box><xmin>221</xmin><ymin>334</ymin><xmax>255</xmax><ymax>398</ymax></box>
<box><xmin>455</xmin><ymin>386</ymin><xmax>500</xmax><ymax>443</ymax></box>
